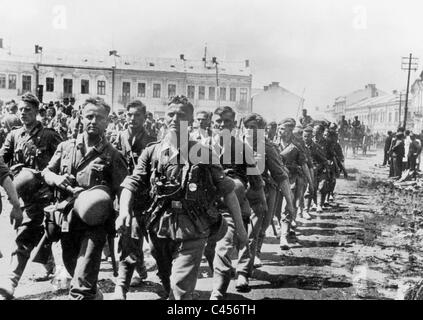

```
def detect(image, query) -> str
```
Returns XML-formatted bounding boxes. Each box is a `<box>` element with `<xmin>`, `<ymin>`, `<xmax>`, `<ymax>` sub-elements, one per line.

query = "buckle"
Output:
<box><xmin>171</xmin><ymin>201</ymin><xmax>182</xmax><ymax>209</ymax></box>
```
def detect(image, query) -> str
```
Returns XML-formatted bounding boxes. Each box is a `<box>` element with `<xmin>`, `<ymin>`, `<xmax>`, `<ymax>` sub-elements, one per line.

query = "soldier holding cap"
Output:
<box><xmin>42</xmin><ymin>97</ymin><xmax>128</xmax><ymax>300</ymax></box>
<box><xmin>117</xmin><ymin>96</ymin><xmax>245</xmax><ymax>300</ymax></box>
<box><xmin>0</xmin><ymin>92</ymin><xmax>62</xmax><ymax>300</ymax></box>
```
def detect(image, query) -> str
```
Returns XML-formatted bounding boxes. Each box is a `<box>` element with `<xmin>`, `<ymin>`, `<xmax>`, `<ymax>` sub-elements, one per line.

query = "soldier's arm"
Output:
<box><xmin>111</xmin><ymin>151</ymin><xmax>129</xmax><ymax>198</ymax></box>
<box><xmin>208</xmin><ymin>162</ymin><xmax>247</xmax><ymax>248</ymax></box>
<box><xmin>42</xmin><ymin>142</ymin><xmax>73</xmax><ymax>188</ymax></box>
<box><xmin>0</xmin><ymin>131</ymin><xmax>15</xmax><ymax>164</ymax></box>
<box><xmin>266</xmin><ymin>143</ymin><xmax>289</xmax><ymax>185</ymax></box>
<box><xmin>118</xmin><ymin>146</ymin><xmax>152</xmax><ymax>231</ymax></box>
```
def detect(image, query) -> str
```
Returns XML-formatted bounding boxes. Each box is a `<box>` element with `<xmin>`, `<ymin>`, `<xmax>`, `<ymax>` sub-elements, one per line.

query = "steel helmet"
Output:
<box><xmin>73</xmin><ymin>185</ymin><xmax>113</xmax><ymax>226</ymax></box>
<box><xmin>13</xmin><ymin>168</ymin><xmax>42</xmax><ymax>201</ymax></box>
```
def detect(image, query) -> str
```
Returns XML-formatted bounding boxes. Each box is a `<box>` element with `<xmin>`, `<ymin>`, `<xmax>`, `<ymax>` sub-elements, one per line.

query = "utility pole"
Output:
<box><xmin>212</xmin><ymin>57</ymin><xmax>220</xmax><ymax>108</ymax></box>
<box><xmin>399</xmin><ymin>92</ymin><xmax>402</xmax><ymax>127</ymax></box>
<box><xmin>401</xmin><ymin>53</ymin><xmax>418</xmax><ymax>129</ymax></box>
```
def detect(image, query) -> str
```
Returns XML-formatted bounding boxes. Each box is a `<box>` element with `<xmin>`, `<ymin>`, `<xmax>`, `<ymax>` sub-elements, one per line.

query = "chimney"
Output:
<box><xmin>271</xmin><ymin>81</ymin><xmax>279</xmax><ymax>87</ymax></box>
<box><xmin>392</xmin><ymin>90</ymin><xmax>398</xmax><ymax>94</ymax></box>
<box><xmin>245</xmin><ymin>60</ymin><xmax>250</xmax><ymax>68</ymax></box>
<box><xmin>366</xmin><ymin>83</ymin><xmax>377</xmax><ymax>97</ymax></box>
<box><xmin>264</xmin><ymin>85</ymin><xmax>269</xmax><ymax>91</ymax></box>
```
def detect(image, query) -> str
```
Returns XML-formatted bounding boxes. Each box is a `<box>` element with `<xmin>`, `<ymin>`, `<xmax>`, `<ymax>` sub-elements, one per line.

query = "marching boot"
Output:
<box><xmin>279</xmin><ymin>220</ymin><xmax>291</xmax><ymax>251</ymax></box>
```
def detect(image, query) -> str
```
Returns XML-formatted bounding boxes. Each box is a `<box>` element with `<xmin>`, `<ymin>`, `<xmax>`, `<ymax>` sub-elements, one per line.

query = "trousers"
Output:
<box><xmin>149</xmin><ymin>232</ymin><xmax>207</xmax><ymax>300</ymax></box>
<box><xmin>61</xmin><ymin>215</ymin><xmax>107</xmax><ymax>300</ymax></box>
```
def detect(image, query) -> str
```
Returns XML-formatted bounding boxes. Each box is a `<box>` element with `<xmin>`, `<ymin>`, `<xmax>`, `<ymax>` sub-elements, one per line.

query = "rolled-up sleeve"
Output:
<box><xmin>45</xmin><ymin>141</ymin><xmax>65</xmax><ymax>174</ymax></box>
<box><xmin>120</xmin><ymin>144</ymin><xmax>152</xmax><ymax>194</ymax></box>
<box><xmin>0</xmin><ymin>157</ymin><xmax>12</xmax><ymax>185</ymax></box>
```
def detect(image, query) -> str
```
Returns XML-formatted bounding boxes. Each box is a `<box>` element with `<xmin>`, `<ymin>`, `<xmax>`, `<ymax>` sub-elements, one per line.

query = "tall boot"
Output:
<box><xmin>279</xmin><ymin>220</ymin><xmax>290</xmax><ymax>250</ymax></box>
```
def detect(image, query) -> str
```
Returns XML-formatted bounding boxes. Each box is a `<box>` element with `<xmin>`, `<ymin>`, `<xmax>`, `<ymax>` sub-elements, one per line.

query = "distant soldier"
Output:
<box><xmin>1</xmin><ymin>100</ymin><xmax>22</xmax><ymax>133</ymax></box>
<box><xmin>190</xmin><ymin>110</ymin><xmax>213</xmax><ymax>144</ymax></box>
<box><xmin>382</xmin><ymin>131</ymin><xmax>393</xmax><ymax>166</ymax></box>
<box><xmin>42</xmin><ymin>97</ymin><xmax>128</xmax><ymax>300</ymax></box>
<box><xmin>111</xmin><ymin>100</ymin><xmax>156</xmax><ymax>300</ymax></box>
<box><xmin>0</xmin><ymin>93</ymin><xmax>62</xmax><ymax>300</ymax></box>
<box><xmin>117</xmin><ymin>96</ymin><xmax>246</xmax><ymax>300</ymax></box>
<box><xmin>299</xmin><ymin>109</ymin><xmax>313</xmax><ymax>127</ymax></box>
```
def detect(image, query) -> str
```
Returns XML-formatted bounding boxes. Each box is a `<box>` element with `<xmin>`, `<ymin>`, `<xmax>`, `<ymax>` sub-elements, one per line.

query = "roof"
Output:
<box><xmin>0</xmin><ymin>49</ymin><xmax>251</xmax><ymax>77</ymax></box>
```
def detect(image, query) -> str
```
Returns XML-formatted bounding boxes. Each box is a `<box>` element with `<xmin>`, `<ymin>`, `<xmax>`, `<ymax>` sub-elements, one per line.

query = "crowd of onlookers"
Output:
<box><xmin>382</xmin><ymin>127</ymin><xmax>423</xmax><ymax>179</ymax></box>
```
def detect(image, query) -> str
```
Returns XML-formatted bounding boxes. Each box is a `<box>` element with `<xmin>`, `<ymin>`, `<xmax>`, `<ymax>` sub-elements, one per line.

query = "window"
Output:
<box><xmin>153</xmin><ymin>83</ymin><xmax>161</xmax><ymax>98</ymax></box>
<box><xmin>63</xmin><ymin>78</ymin><xmax>73</xmax><ymax>95</ymax></box>
<box><xmin>187</xmin><ymin>85</ymin><xmax>195</xmax><ymax>99</ymax></box>
<box><xmin>46</xmin><ymin>77</ymin><xmax>54</xmax><ymax>92</ymax></box>
<box><xmin>208</xmin><ymin>87</ymin><xmax>215</xmax><ymax>100</ymax></box>
<box><xmin>389</xmin><ymin>112</ymin><xmax>392</xmax><ymax>122</ymax></box>
<box><xmin>22</xmin><ymin>75</ymin><xmax>32</xmax><ymax>92</ymax></box>
<box><xmin>137</xmin><ymin>83</ymin><xmax>146</xmax><ymax>97</ymax></box>
<box><xmin>8</xmin><ymin>74</ymin><xmax>16</xmax><ymax>89</ymax></box>
<box><xmin>395</xmin><ymin>112</ymin><xmax>399</xmax><ymax>122</ymax></box>
<box><xmin>0</xmin><ymin>74</ymin><xmax>5</xmax><ymax>89</ymax></box>
<box><xmin>240</xmin><ymin>88</ymin><xmax>248</xmax><ymax>102</ymax></box>
<box><xmin>220</xmin><ymin>87</ymin><xmax>226</xmax><ymax>101</ymax></box>
<box><xmin>168</xmin><ymin>84</ymin><xmax>176</xmax><ymax>98</ymax></box>
<box><xmin>81</xmin><ymin>79</ymin><xmax>89</xmax><ymax>94</ymax></box>
<box><xmin>198</xmin><ymin>86</ymin><xmax>205</xmax><ymax>100</ymax></box>
<box><xmin>230</xmin><ymin>88</ymin><xmax>236</xmax><ymax>101</ymax></box>
<box><xmin>97</xmin><ymin>80</ymin><xmax>106</xmax><ymax>95</ymax></box>
<box><xmin>122</xmin><ymin>82</ymin><xmax>131</xmax><ymax>97</ymax></box>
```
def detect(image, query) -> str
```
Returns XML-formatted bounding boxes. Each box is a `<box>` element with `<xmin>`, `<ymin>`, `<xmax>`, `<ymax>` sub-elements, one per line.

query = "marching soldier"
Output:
<box><xmin>42</xmin><ymin>97</ymin><xmax>128</xmax><ymax>299</ymax></box>
<box><xmin>117</xmin><ymin>96</ymin><xmax>246</xmax><ymax>300</ymax></box>
<box><xmin>190</xmin><ymin>110</ymin><xmax>213</xmax><ymax>144</ymax></box>
<box><xmin>241</xmin><ymin>113</ymin><xmax>294</xmax><ymax>268</ymax></box>
<box><xmin>111</xmin><ymin>100</ymin><xmax>156</xmax><ymax>300</ymax></box>
<box><xmin>303</xmin><ymin>126</ymin><xmax>328</xmax><ymax>215</ymax></box>
<box><xmin>206</xmin><ymin>106</ymin><xmax>266</xmax><ymax>297</ymax></box>
<box><xmin>274</xmin><ymin>118</ymin><xmax>313</xmax><ymax>249</ymax></box>
<box><xmin>0</xmin><ymin>93</ymin><xmax>62</xmax><ymax>300</ymax></box>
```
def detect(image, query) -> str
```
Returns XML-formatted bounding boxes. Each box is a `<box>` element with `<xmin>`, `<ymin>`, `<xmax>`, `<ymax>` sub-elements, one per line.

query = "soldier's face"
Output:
<box><xmin>212</xmin><ymin>112</ymin><xmax>235</xmax><ymax>132</ymax></box>
<box><xmin>18</xmin><ymin>101</ymin><xmax>38</xmax><ymax>126</ymax></box>
<box><xmin>126</xmin><ymin>107</ymin><xmax>145</xmax><ymax>130</ymax></box>
<box><xmin>196</xmin><ymin>115</ymin><xmax>210</xmax><ymax>130</ymax></box>
<box><xmin>278</xmin><ymin>126</ymin><xmax>292</xmax><ymax>140</ymax></box>
<box><xmin>82</xmin><ymin>103</ymin><xmax>109</xmax><ymax>136</ymax></box>
<box><xmin>303</xmin><ymin>131</ymin><xmax>313</xmax><ymax>144</ymax></box>
<box><xmin>166</xmin><ymin>104</ymin><xmax>192</xmax><ymax>133</ymax></box>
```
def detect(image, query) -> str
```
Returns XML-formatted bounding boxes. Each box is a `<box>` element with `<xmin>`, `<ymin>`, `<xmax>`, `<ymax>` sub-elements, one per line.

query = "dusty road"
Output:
<box><xmin>1</xmin><ymin>148</ymin><xmax>422</xmax><ymax>300</ymax></box>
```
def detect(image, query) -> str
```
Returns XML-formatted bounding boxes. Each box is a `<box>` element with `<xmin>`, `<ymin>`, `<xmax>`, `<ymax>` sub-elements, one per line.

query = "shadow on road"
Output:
<box><xmin>251</xmin><ymin>269</ymin><xmax>352</xmax><ymax>290</ymax></box>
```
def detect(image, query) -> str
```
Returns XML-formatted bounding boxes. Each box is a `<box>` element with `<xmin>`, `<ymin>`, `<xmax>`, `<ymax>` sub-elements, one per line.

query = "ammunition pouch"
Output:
<box><xmin>43</xmin><ymin>197</ymin><xmax>75</xmax><ymax>242</ymax></box>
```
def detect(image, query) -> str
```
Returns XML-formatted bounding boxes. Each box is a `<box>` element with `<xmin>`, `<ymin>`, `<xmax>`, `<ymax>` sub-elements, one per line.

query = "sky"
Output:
<box><xmin>1</xmin><ymin>0</ymin><xmax>423</xmax><ymax>109</ymax></box>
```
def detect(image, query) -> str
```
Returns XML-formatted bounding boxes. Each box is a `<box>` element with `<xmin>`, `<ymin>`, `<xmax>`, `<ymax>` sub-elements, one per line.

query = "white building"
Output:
<box><xmin>251</xmin><ymin>82</ymin><xmax>304</xmax><ymax>123</ymax></box>
<box><xmin>0</xmin><ymin>48</ymin><xmax>252</xmax><ymax>117</ymax></box>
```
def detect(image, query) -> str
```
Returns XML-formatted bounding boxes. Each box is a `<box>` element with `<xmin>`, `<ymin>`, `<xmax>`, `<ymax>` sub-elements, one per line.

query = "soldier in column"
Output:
<box><xmin>42</xmin><ymin>97</ymin><xmax>128</xmax><ymax>299</ymax></box>
<box><xmin>0</xmin><ymin>93</ymin><xmax>62</xmax><ymax>300</ymax></box>
<box><xmin>117</xmin><ymin>96</ymin><xmax>246</xmax><ymax>300</ymax></box>
<box><xmin>111</xmin><ymin>100</ymin><xmax>156</xmax><ymax>300</ymax></box>
<box><xmin>207</xmin><ymin>106</ymin><xmax>266</xmax><ymax>297</ymax></box>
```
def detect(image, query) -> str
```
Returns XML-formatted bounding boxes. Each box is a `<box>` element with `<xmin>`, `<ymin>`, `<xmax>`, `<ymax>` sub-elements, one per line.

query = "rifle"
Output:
<box><xmin>334</xmin><ymin>153</ymin><xmax>348</xmax><ymax>178</ymax></box>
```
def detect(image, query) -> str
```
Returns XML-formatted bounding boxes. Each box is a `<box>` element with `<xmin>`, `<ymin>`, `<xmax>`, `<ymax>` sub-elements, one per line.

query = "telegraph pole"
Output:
<box><xmin>401</xmin><ymin>53</ymin><xmax>418</xmax><ymax>129</ymax></box>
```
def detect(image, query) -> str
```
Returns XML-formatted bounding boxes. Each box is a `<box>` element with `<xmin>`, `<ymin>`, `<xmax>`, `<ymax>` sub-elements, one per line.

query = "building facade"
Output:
<box><xmin>0</xmin><ymin>49</ymin><xmax>252</xmax><ymax>117</ymax></box>
<box><xmin>251</xmin><ymin>82</ymin><xmax>304</xmax><ymax>123</ymax></box>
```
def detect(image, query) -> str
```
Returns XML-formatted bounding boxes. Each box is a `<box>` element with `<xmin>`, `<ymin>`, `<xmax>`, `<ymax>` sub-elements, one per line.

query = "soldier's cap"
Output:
<box><xmin>196</xmin><ymin>110</ymin><xmax>212</xmax><ymax>120</ymax></box>
<box><xmin>243</xmin><ymin>113</ymin><xmax>266</xmax><ymax>129</ymax></box>
<box><xmin>278</xmin><ymin>118</ymin><xmax>296</xmax><ymax>129</ymax></box>
<box><xmin>303</xmin><ymin>126</ymin><xmax>314</xmax><ymax>133</ymax></box>
<box><xmin>268</xmin><ymin>121</ymin><xmax>277</xmax><ymax>128</ymax></box>
<box><xmin>313</xmin><ymin>123</ymin><xmax>325</xmax><ymax>132</ymax></box>
<box><xmin>329</xmin><ymin>122</ymin><xmax>338</xmax><ymax>130</ymax></box>
<box><xmin>293</xmin><ymin>125</ymin><xmax>304</xmax><ymax>135</ymax></box>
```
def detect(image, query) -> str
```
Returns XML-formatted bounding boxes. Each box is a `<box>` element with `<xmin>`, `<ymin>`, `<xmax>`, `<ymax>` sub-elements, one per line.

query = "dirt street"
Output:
<box><xmin>1</xmin><ymin>148</ymin><xmax>422</xmax><ymax>300</ymax></box>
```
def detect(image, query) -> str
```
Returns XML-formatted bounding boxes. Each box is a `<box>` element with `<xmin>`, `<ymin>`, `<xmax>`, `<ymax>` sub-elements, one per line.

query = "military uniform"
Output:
<box><xmin>254</xmin><ymin>139</ymin><xmax>289</xmax><ymax>263</ymax></box>
<box><xmin>121</xmin><ymin>138</ymin><xmax>234</xmax><ymax>300</ymax></box>
<box><xmin>0</xmin><ymin>121</ymin><xmax>62</xmax><ymax>289</ymax></box>
<box><xmin>206</xmin><ymin>134</ymin><xmax>264</xmax><ymax>296</ymax></box>
<box><xmin>112</xmin><ymin>128</ymin><xmax>155</xmax><ymax>292</ymax></box>
<box><xmin>44</xmin><ymin>134</ymin><xmax>128</xmax><ymax>299</ymax></box>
